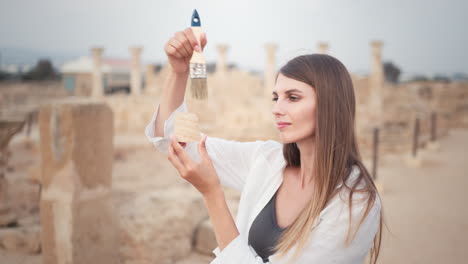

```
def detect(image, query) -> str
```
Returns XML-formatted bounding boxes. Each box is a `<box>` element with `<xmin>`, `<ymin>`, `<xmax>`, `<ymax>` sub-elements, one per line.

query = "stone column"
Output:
<box><xmin>91</xmin><ymin>47</ymin><xmax>104</xmax><ymax>98</ymax></box>
<box><xmin>39</xmin><ymin>98</ymin><xmax>118</xmax><ymax>264</ymax></box>
<box><xmin>264</xmin><ymin>43</ymin><xmax>278</xmax><ymax>97</ymax></box>
<box><xmin>216</xmin><ymin>44</ymin><xmax>229</xmax><ymax>77</ymax></box>
<box><xmin>368</xmin><ymin>41</ymin><xmax>384</xmax><ymax>126</ymax></box>
<box><xmin>317</xmin><ymin>42</ymin><xmax>329</xmax><ymax>54</ymax></box>
<box><xmin>144</xmin><ymin>64</ymin><xmax>157</xmax><ymax>95</ymax></box>
<box><xmin>129</xmin><ymin>46</ymin><xmax>143</xmax><ymax>96</ymax></box>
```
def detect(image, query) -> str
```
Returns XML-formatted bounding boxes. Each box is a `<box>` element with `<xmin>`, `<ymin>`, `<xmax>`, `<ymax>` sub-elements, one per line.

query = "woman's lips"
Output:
<box><xmin>276</xmin><ymin>123</ymin><xmax>291</xmax><ymax>129</ymax></box>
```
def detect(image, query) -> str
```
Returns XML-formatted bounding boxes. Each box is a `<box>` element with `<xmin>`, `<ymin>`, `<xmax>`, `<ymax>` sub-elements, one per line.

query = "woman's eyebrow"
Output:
<box><xmin>272</xmin><ymin>89</ymin><xmax>303</xmax><ymax>96</ymax></box>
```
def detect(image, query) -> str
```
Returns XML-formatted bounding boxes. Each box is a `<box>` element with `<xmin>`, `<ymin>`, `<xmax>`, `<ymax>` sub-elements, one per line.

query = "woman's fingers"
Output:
<box><xmin>200</xmin><ymin>32</ymin><xmax>207</xmax><ymax>51</ymax></box>
<box><xmin>165</xmin><ymin>28</ymin><xmax>206</xmax><ymax>63</ymax></box>
<box><xmin>170</xmin><ymin>37</ymin><xmax>189</xmax><ymax>58</ymax></box>
<box><xmin>165</xmin><ymin>41</ymin><xmax>185</xmax><ymax>59</ymax></box>
<box><xmin>168</xmin><ymin>142</ymin><xmax>185</xmax><ymax>174</ymax></box>
<box><xmin>183</xmin><ymin>27</ymin><xmax>201</xmax><ymax>52</ymax></box>
<box><xmin>198</xmin><ymin>134</ymin><xmax>209</xmax><ymax>159</ymax></box>
<box><xmin>174</xmin><ymin>31</ymin><xmax>193</xmax><ymax>58</ymax></box>
<box><xmin>170</xmin><ymin>135</ymin><xmax>194</xmax><ymax>168</ymax></box>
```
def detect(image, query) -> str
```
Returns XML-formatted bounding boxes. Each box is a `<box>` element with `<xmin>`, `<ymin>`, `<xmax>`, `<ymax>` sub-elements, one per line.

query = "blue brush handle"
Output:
<box><xmin>191</xmin><ymin>9</ymin><xmax>201</xmax><ymax>27</ymax></box>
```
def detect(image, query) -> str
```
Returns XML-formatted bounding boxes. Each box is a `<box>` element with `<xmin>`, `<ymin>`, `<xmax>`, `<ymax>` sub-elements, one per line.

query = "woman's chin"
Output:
<box><xmin>279</xmin><ymin>136</ymin><xmax>293</xmax><ymax>145</ymax></box>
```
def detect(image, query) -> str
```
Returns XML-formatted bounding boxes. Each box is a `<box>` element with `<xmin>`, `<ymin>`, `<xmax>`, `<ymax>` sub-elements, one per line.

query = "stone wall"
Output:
<box><xmin>105</xmin><ymin>69</ymin><xmax>279</xmax><ymax>142</ymax></box>
<box><xmin>103</xmin><ymin>95</ymin><xmax>156</xmax><ymax>134</ymax></box>
<box><xmin>0</xmin><ymin>81</ymin><xmax>69</xmax><ymax>119</ymax></box>
<box><xmin>105</xmin><ymin>67</ymin><xmax>468</xmax><ymax>161</ymax></box>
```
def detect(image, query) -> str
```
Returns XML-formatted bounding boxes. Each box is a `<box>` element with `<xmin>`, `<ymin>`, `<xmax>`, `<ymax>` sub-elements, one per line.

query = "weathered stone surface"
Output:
<box><xmin>193</xmin><ymin>191</ymin><xmax>239</xmax><ymax>256</ymax></box>
<box><xmin>118</xmin><ymin>186</ymin><xmax>208</xmax><ymax>264</ymax></box>
<box><xmin>39</xmin><ymin>99</ymin><xmax>118</xmax><ymax>264</ymax></box>
<box><xmin>0</xmin><ymin>120</ymin><xmax>24</xmax><ymax>229</ymax></box>
<box><xmin>27</xmin><ymin>166</ymin><xmax>42</xmax><ymax>184</ymax></box>
<box><xmin>0</xmin><ymin>210</ymin><xmax>17</xmax><ymax>227</ymax></box>
<box><xmin>17</xmin><ymin>215</ymin><xmax>40</xmax><ymax>227</ymax></box>
<box><xmin>39</xmin><ymin>99</ymin><xmax>114</xmax><ymax>190</ymax></box>
<box><xmin>0</xmin><ymin>226</ymin><xmax>41</xmax><ymax>254</ymax></box>
<box><xmin>194</xmin><ymin>219</ymin><xmax>217</xmax><ymax>256</ymax></box>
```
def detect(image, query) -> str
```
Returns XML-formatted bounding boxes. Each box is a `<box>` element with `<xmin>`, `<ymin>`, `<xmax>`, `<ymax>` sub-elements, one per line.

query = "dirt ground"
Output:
<box><xmin>1</xmin><ymin>128</ymin><xmax>467</xmax><ymax>263</ymax></box>
<box><xmin>376</xmin><ymin>128</ymin><xmax>468</xmax><ymax>263</ymax></box>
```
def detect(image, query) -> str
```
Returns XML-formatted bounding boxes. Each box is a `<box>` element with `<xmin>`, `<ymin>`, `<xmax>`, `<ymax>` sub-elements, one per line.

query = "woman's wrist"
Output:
<box><xmin>202</xmin><ymin>187</ymin><xmax>224</xmax><ymax>202</ymax></box>
<box><xmin>168</xmin><ymin>65</ymin><xmax>189</xmax><ymax>78</ymax></box>
<box><xmin>161</xmin><ymin>67</ymin><xmax>189</xmax><ymax>100</ymax></box>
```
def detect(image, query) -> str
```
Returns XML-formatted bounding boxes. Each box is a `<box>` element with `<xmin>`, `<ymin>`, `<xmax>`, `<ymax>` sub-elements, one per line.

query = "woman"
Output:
<box><xmin>145</xmin><ymin>28</ymin><xmax>383</xmax><ymax>264</ymax></box>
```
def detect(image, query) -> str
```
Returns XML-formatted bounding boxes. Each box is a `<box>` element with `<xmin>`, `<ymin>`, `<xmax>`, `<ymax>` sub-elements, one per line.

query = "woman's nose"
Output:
<box><xmin>271</xmin><ymin>101</ymin><xmax>285</xmax><ymax>116</ymax></box>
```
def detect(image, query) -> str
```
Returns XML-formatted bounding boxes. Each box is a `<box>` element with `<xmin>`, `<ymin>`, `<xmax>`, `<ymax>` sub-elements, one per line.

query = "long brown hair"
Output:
<box><xmin>271</xmin><ymin>54</ymin><xmax>383</xmax><ymax>263</ymax></box>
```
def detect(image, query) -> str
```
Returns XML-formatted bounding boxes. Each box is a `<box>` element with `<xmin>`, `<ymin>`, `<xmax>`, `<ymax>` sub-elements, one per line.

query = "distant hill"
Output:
<box><xmin>0</xmin><ymin>46</ymin><xmax>81</xmax><ymax>68</ymax></box>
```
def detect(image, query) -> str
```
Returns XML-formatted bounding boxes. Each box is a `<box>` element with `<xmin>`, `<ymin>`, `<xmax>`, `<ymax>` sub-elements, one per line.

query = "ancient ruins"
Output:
<box><xmin>0</xmin><ymin>40</ymin><xmax>467</xmax><ymax>263</ymax></box>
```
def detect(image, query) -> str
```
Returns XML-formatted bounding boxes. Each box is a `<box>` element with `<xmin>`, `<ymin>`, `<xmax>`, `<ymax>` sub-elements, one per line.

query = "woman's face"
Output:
<box><xmin>271</xmin><ymin>73</ymin><xmax>317</xmax><ymax>144</ymax></box>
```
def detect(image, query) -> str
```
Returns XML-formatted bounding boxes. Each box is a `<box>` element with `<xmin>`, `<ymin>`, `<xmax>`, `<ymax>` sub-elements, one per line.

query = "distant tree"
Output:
<box><xmin>453</xmin><ymin>72</ymin><xmax>468</xmax><ymax>81</ymax></box>
<box><xmin>22</xmin><ymin>59</ymin><xmax>59</xmax><ymax>80</ymax></box>
<box><xmin>0</xmin><ymin>70</ymin><xmax>11</xmax><ymax>81</ymax></box>
<box><xmin>433</xmin><ymin>75</ymin><xmax>451</xmax><ymax>83</ymax></box>
<box><xmin>383</xmin><ymin>61</ymin><xmax>401</xmax><ymax>84</ymax></box>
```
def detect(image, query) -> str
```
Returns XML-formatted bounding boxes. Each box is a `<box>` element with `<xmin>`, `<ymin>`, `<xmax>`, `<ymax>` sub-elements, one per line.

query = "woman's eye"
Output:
<box><xmin>272</xmin><ymin>96</ymin><xmax>298</xmax><ymax>101</ymax></box>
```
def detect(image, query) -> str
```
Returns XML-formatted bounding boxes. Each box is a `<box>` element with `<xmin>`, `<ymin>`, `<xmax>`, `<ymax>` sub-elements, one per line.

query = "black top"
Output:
<box><xmin>248</xmin><ymin>189</ymin><xmax>287</xmax><ymax>263</ymax></box>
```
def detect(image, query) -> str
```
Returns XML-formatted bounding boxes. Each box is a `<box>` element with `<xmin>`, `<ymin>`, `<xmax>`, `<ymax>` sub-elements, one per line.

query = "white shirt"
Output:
<box><xmin>145</xmin><ymin>99</ymin><xmax>381</xmax><ymax>264</ymax></box>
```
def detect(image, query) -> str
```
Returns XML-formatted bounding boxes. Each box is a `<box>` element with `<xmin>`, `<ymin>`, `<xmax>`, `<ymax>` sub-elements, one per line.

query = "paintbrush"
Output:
<box><xmin>189</xmin><ymin>9</ymin><xmax>208</xmax><ymax>100</ymax></box>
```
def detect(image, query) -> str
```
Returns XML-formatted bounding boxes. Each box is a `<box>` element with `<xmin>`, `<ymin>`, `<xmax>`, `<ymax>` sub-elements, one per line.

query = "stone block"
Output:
<box><xmin>0</xmin><ymin>209</ymin><xmax>16</xmax><ymax>227</ymax></box>
<box><xmin>27</xmin><ymin>166</ymin><xmax>42</xmax><ymax>184</ymax></box>
<box><xmin>39</xmin><ymin>99</ymin><xmax>113</xmax><ymax>190</ymax></box>
<box><xmin>38</xmin><ymin>98</ymin><xmax>118</xmax><ymax>264</ymax></box>
<box><xmin>0</xmin><ymin>226</ymin><xmax>41</xmax><ymax>254</ymax></box>
<box><xmin>194</xmin><ymin>219</ymin><xmax>216</xmax><ymax>256</ymax></box>
<box><xmin>118</xmin><ymin>186</ymin><xmax>208</xmax><ymax>264</ymax></box>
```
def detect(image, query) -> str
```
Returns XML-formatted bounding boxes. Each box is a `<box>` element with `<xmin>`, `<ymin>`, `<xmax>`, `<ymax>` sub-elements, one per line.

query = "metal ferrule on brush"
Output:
<box><xmin>190</xmin><ymin>63</ymin><xmax>207</xmax><ymax>79</ymax></box>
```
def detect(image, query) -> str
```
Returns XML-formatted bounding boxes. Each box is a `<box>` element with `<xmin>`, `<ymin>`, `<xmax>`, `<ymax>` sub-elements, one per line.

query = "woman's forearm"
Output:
<box><xmin>203</xmin><ymin>188</ymin><xmax>240</xmax><ymax>251</ymax></box>
<box><xmin>154</xmin><ymin>68</ymin><xmax>189</xmax><ymax>137</ymax></box>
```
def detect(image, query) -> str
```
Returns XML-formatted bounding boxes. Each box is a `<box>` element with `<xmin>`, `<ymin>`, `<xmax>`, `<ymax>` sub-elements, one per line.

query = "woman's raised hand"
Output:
<box><xmin>164</xmin><ymin>27</ymin><xmax>208</xmax><ymax>75</ymax></box>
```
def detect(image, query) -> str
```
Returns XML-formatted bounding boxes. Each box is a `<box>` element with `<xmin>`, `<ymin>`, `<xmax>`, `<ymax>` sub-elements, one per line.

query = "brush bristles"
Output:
<box><xmin>190</xmin><ymin>78</ymin><xmax>208</xmax><ymax>99</ymax></box>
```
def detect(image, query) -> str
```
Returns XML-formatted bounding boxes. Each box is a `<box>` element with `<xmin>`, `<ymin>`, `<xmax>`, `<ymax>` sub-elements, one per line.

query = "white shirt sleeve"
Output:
<box><xmin>211</xmin><ymin>194</ymin><xmax>381</xmax><ymax>264</ymax></box>
<box><xmin>144</xmin><ymin>99</ymin><xmax>267</xmax><ymax>192</ymax></box>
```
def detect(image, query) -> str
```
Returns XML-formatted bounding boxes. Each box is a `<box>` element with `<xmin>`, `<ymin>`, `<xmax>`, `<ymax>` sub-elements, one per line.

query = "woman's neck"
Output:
<box><xmin>296</xmin><ymin>136</ymin><xmax>316</xmax><ymax>189</ymax></box>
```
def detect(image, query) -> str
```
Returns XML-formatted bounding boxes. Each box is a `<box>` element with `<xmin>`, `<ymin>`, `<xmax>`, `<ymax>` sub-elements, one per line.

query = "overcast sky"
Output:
<box><xmin>0</xmin><ymin>0</ymin><xmax>466</xmax><ymax>76</ymax></box>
